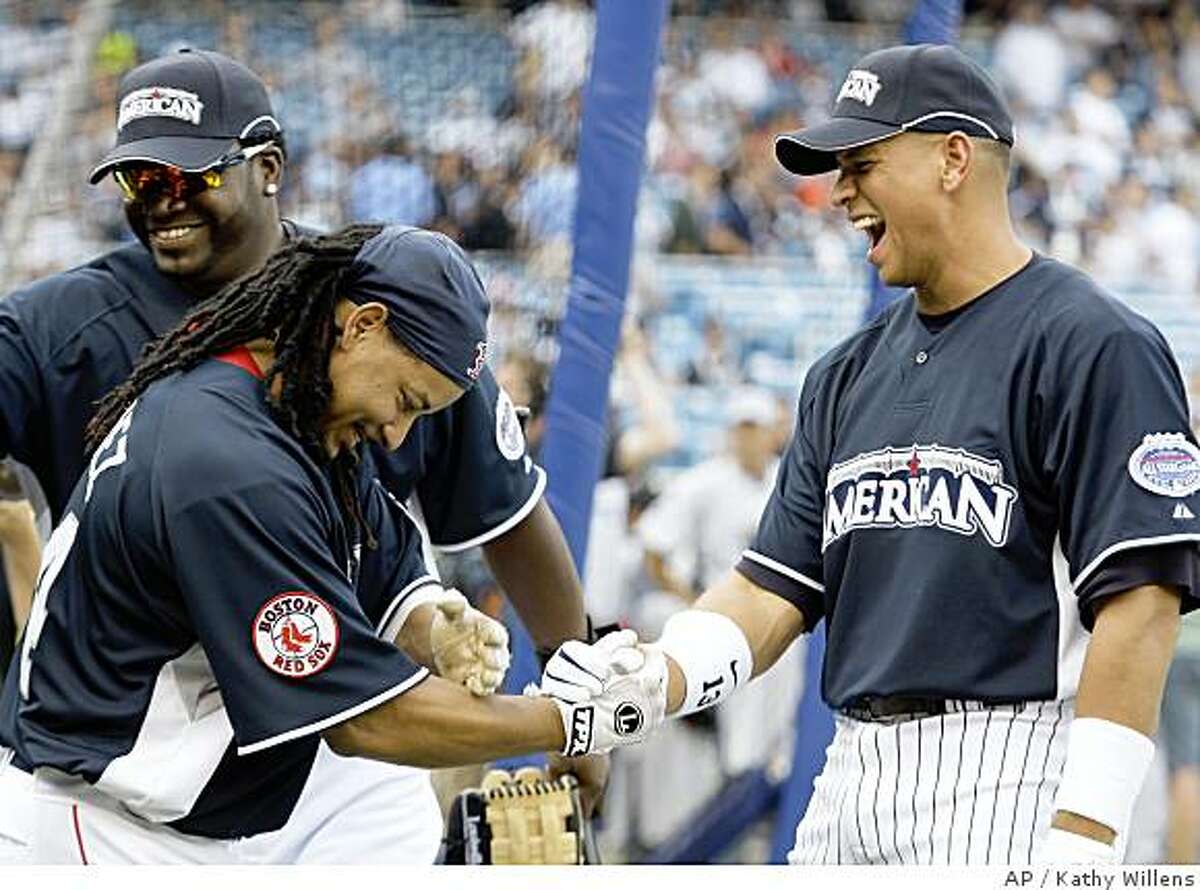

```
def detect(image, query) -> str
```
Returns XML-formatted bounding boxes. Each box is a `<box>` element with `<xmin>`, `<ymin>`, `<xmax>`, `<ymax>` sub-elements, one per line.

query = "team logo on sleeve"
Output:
<box><xmin>823</xmin><ymin>444</ymin><xmax>1017</xmax><ymax>550</ymax></box>
<box><xmin>495</xmin><ymin>388</ymin><xmax>527</xmax><ymax>461</ymax></box>
<box><xmin>1128</xmin><ymin>433</ymin><xmax>1200</xmax><ymax>497</ymax></box>
<box><xmin>252</xmin><ymin>592</ymin><xmax>340</xmax><ymax>678</ymax></box>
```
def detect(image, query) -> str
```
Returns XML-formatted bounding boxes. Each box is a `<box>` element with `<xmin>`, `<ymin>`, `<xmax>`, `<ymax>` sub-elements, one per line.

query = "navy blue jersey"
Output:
<box><xmin>9</xmin><ymin>356</ymin><xmax>434</xmax><ymax>838</ymax></box>
<box><xmin>738</xmin><ymin>254</ymin><xmax>1200</xmax><ymax>708</ymax></box>
<box><xmin>0</xmin><ymin>234</ymin><xmax>543</xmax><ymax>538</ymax></box>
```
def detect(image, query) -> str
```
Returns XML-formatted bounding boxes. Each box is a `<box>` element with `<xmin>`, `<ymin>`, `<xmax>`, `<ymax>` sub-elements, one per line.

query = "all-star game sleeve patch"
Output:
<box><xmin>1128</xmin><ymin>433</ymin><xmax>1200</xmax><ymax>498</ymax></box>
<box><xmin>495</xmin><ymin>387</ymin><xmax>527</xmax><ymax>462</ymax></box>
<box><xmin>252</xmin><ymin>591</ymin><xmax>341</xmax><ymax>678</ymax></box>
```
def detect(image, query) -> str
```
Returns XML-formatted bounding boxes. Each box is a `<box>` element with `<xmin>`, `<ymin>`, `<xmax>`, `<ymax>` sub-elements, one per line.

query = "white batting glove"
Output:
<box><xmin>1035</xmin><ymin>828</ymin><xmax>1120</xmax><ymax>865</ymax></box>
<box><xmin>533</xmin><ymin>629</ymin><xmax>667</xmax><ymax>757</ymax></box>
<box><xmin>429</xmin><ymin>589</ymin><xmax>510</xmax><ymax>696</ymax></box>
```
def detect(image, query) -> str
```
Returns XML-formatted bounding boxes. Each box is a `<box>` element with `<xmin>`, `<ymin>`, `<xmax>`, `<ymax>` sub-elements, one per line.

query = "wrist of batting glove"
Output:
<box><xmin>535</xmin><ymin>616</ymin><xmax>622</xmax><ymax>671</ymax></box>
<box><xmin>530</xmin><ymin>630</ymin><xmax>667</xmax><ymax>756</ymax></box>
<box><xmin>430</xmin><ymin>589</ymin><xmax>511</xmax><ymax>696</ymax></box>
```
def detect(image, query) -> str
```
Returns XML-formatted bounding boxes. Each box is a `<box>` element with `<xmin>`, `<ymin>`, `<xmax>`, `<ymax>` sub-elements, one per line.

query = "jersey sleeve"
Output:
<box><xmin>356</xmin><ymin>475</ymin><xmax>442</xmax><ymax>641</ymax></box>
<box><xmin>409</xmin><ymin>366</ymin><xmax>545</xmax><ymax>550</ymax></box>
<box><xmin>1044</xmin><ymin>320</ymin><xmax>1200</xmax><ymax>617</ymax></box>
<box><xmin>736</xmin><ymin>378</ymin><xmax>826</xmax><ymax>630</ymax></box>
<box><xmin>162</xmin><ymin>456</ymin><xmax>427</xmax><ymax>756</ymax></box>
<box><xmin>0</xmin><ymin>302</ymin><xmax>46</xmax><ymax>465</ymax></box>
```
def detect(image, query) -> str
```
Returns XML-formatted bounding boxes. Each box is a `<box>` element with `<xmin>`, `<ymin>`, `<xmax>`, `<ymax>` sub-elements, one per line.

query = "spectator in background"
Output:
<box><xmin>425</xmin><ymin>88</ymin><xmax>507</xmax><ymax>173</ymax></box>
<box><xmin>1008</xmin><ymin>162</ymin><xmax>1053</xmax><ymax>247</ymax></box>
<box><xmin>665</xmin><ymin>163</ymin><xmax>754</xmax><ymax>255</ymax></box>
<box><xmin>600</xmin><ymin>389</ymin><xmax>785</xmax><ymax>853</ymax></box>
<box><xmin>1148</xmin><ymin>73</ymin><xmax>1195</xmax><ymax>151</ymax></box>
<box><xmin>1049</xmin><ymin>0</ymin><xmax>1120</xmax><ymax>75</ymax></box>
<box><xmin>347</xmin><ymin>133</ymin><xmax>437</xmax><ymax>226</ymax></box>
<box><xmin>585</xmin><ymin>321</ymin><xmax>681</xmax><ymax>627</ymax></box>
<box><xmin>1141</xmin><ymin>185</ymin><xmax>1199</xmax><ymax>292</ymax></box>
<box><xmin>697</xmin><ymin>19</ymin><xmax>771</xmax><ymax>116</ymax></box>
<box><xmin>512</xmin><ymin>137</ymin><xmax>578</xmax><ymax>245</ymax></box>
<box><xmin>635</xmin><ymin>387</ymin><xmax>803</xmax><ymax>780</ymax></box>
<box><xmin>684</xmin><ymin>315</ymin><xmax>744</xmax><ymax>387</ymax></box>
<box><xmin>608</xmin><ymin>321</ymin><xmax>681</xmax><ymax>481</ymax></box>
<box><xmin>429</xmin><ymin>150</ymin><xmax>478</xmax><ymax>242</ymax></box>
<box><xmin>309</xmin><ymin>14</ymin><xmax>372</xmax><ymax>129</ymax></box>
<box><xmin>509</xmin><ymin>0</ymin><xmax>594</xmax><ymax>103</ymax></box>
<box><xmin>1179</xmin><ymin>16</ymin><xmax>1200</xmax><ymax>117</ymax></box>
<box><xmin>1069</xmin><ymin>67</ymin><xmax>1131</xmax><ymax>154</ymax></box>
<box><xmin>993</xmin><ymin>1</ymin><xmax>1069</xmax><ymax>113</ymax></box>
<box><xmin>638</xmin><ymin>388</ymin><xmax>778</xmax><ymax>602</ymax></box>
<box><xmin>458</xmin><ymin>164</ymin><xmax>517</xmax><ymax>251</ymax></box>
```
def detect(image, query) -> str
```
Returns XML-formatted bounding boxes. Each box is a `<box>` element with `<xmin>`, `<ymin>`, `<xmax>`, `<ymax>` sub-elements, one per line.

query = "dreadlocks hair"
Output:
<box><xmin>86</xmin><ymin>222</ymin><xmax>386</xmax><ymax>547</ymax></box>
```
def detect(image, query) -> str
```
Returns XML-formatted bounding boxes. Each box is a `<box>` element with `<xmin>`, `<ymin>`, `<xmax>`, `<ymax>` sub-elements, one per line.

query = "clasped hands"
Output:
<box><xmin>531</xmin><ymin>629</ymin><xmax>669</xmax><ymax>757</ymax></box>
<box><xmin>417</xmin><ymin>588</ymin><xmax>511</xmax><ymax>696</ymax></box>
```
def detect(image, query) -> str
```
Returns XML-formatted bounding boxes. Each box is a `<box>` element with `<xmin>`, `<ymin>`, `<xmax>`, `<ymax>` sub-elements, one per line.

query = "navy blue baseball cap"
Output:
<box><xmin>346</xmin><ymin>227</ymin><xmax>491</xmax><ymax>390</ymax></box>
<box><xmin>89</xmin><ymin>48</ymin><xmax>281</xmax><ymax>184</ymax></box>
<box><xmin>775</xmin><ymin>43</ymin><xmax>1014</xmax><ymax>176</ymax></box>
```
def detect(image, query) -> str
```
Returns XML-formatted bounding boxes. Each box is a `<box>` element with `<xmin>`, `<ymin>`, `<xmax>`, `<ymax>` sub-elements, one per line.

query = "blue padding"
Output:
<box><xmin>540</xmin><ymin>0</ymin><xmax>669</xmax><ymax>574</ymax></box>
<box><xmin>903</xmin><ymin>0</ymin><xmax>963</xmax><ymax>44</ymax></box>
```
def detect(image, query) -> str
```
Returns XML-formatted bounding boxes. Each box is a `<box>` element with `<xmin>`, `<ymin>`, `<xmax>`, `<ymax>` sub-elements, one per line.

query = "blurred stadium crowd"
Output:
<box><xmin>0</xmin><ymin>0</ymin><xmax>1197</xmax><ymax>864</ymax></box>
<box><xmin>2</xmin><ymin>0</ymin><xmax>1199</xmax><ymax>289</ymax></box>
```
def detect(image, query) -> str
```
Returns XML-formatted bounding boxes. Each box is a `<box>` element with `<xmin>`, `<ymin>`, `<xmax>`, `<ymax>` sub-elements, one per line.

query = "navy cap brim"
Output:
<box><xmin>775</xmin><ymin>117</ymin><xmax>902</xmax><ymax>175</ymax></box>
<box><xmin>88</xmin><ymin>135</ymin><xmax>239</xmax><ymax>184</ymax></box>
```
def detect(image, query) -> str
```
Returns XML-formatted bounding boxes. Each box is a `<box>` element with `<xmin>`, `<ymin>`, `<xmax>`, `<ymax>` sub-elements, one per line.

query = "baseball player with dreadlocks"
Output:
<box><xmin>533</xmin><ymin>44</ymin><xmax>1200</xmax><ymax>866</ymax></box>
<box><xmin>0</xmin><ymin>49</ymin><xmax>602</xmax><ymax>865</ymax></box>
<box><xmin>5</xmin><ymin>224</ymin><xmax>663</xmax><ymax>864</ymax></box>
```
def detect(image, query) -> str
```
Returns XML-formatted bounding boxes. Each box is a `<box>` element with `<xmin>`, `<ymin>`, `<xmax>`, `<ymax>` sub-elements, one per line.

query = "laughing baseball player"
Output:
<box><xmin>0</xmin><ymin>49</ymin><xmax>599</xmax><ymax>865</ymax></box>
<box><xmin>535</xmin><ymin>43</ymin><xmax>1200</xmax><ymax>865</ymax></box>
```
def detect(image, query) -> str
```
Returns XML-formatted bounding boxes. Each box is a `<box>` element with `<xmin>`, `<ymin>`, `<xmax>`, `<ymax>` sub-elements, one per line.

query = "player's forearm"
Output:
<box><xmin>0</xmin><ymin>502</ymin><xmax>40</xmax><ymax>636</ymax></box>
<box><xmin>391</xmin><ymin>602</ymin><xmax>437</xmax><ymax>669</ymax></box>
<box><xmin>1075</xmin><ymin>583</ymin><xmax>1179</xmax><ymax>738</ymax></box>
<box><xmin>325</xmin><ymin>674</ymin><xmax>564</xmax><ymax>768</ymax></box>
<box><xmin>1052</xmin><ymin>583</ymin><xmax>1181</xmax><ymax>843</ymax></box>
<box><xmin>482</xmin><ymin>497</ymin><xmax>587</xmax><ymax>648</ymax></box>
<box><xmin>663</xmin><ymin>570</ymin><xmax>806</xmax><ymax>714</ymax></box>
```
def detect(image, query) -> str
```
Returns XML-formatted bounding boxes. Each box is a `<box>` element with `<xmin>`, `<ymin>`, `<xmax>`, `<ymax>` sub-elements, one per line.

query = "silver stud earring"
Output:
<box><xmin>265</xmin><ymin>183</ymin><xmax>278</xmax><ymax>196</ymax></box>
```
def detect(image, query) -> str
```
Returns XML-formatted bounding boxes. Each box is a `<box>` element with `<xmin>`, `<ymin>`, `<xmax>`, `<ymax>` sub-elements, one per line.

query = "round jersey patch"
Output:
<box><xmin>1127</xmin><ymin>433</ymin><xmax>1200</xmax><ymax>498</ymax></box>
<box><xmin>495</xmin><ymin>388</ymin><xmax>527</xmax><ymax>462</ymax></box>
<box><xmin>252</xmin><ymin>592</ymin><xmax>340</xmax><ymax>678</ymax></box>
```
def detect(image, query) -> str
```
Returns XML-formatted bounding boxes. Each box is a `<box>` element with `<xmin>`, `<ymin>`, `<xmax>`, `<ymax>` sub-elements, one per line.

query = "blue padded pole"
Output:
<box><xmin>769</xmin><ymin>0</ymin><xmax>964</xmax><ymax>861</ymax></box>
<box><xmin>539</xmin><ymin>0</ymin><xmax>669</xmax><ymax>573</ymax></box>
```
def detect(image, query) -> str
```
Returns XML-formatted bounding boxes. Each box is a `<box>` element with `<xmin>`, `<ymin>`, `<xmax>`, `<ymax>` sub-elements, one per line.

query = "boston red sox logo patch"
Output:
<box><xmin>252</xmin><ymin>592</ymin><xmax>340</xmax><ymax>678</ymax></box>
